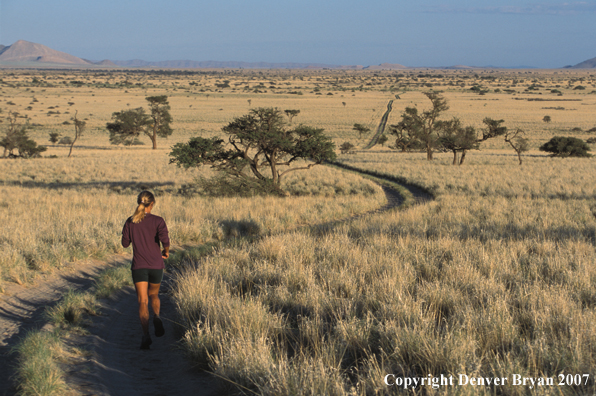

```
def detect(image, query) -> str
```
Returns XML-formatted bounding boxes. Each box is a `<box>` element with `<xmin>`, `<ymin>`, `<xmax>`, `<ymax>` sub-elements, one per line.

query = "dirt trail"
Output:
<box><xmin>63</xmin><ymin>279</ymin><xmax>220</xmax><ymax>396</ymax></box>
<box><xmin>0</xmin><ymin>170</ymin><xmax>433</xmax><ymax>396</ymax></box>
<box><xmin>0</xmin><ymin>257</ymin><xmax>129</xmax><ymax>396</ymax></box>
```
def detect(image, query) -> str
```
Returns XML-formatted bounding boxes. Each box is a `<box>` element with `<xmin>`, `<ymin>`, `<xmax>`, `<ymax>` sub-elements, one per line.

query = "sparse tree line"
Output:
<box><xmin>382</xmin><ymin>92</ymin><xmax>530</xmax><ymax>164</ymax></box>
<box><xmin>380</xmin><ymin>91</ymin><xmax>591</xmax><ymax>163</ymax></box>
<box><xmin>0</xmin><ymin>91</ymin><xmax>593</xmax><ymax>176</ymax></box>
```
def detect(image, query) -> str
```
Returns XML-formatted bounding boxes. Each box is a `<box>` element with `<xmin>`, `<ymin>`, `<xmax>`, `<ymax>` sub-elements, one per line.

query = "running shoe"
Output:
<box><xmin>154</xmin><ymin>315</ymin><xmax>165</xmax><ymax>337</ymax></box>
<box><xmin>140</xmin><ymin>334</ymin><xmax>152</xmax><ymax>350</ymax></box>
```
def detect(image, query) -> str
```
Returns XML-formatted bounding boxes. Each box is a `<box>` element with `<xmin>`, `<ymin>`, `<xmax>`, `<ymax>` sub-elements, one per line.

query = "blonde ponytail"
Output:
<box><xmin>132</xmin><ymin>191</ymin><xmax>155</xmax><ymax>224</ymax></box>
<box><xmin>132</xmin><ymin>203</ymin><xmax>147</xmax><ymax>223</ymax></box>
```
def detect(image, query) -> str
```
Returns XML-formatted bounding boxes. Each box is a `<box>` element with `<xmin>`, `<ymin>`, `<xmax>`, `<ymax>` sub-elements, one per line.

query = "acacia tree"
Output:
<box><xmin>146</xmin><ymin>95</ymin><xmax>173</xmax><ymax>149</ymax></box>
<box><xmin>455</xmin><ymin>117</ymin><xmax>509</xmax><ymax>165</ymax></box>
<box><xmin>436</xmin><ymin>118</ymin><xmax>478</xmax><ymax>165</ymax></box>
<box><xmin>106</xmin><ymin>95</ymin><xmax>172</xmax><ymax>149</ymax></box>
<box><xmin>284</xmin><ymin>109</ymin><xmax>300</xmax><ymax>124</ymax></box>
<box><xmin>169</xmin><ymin>107</ymin><xmax>336</xmax><ymax>195</ymax></box>
<box><xmin>504</xmin><ymin>128</ymin><xmax>529</xmax><ymax>165</ymax></box>
<box><xmin>0</xmin><ymin>111</ymin><xmax>46</xmax><ymax>158</ymax></box>
<box><xmin>394</xmin><ymin>92</ymin><xmax>449</xmax><ymax>160</ymax></box>
<box><xmin>353</xmin><ymin>123</ymin><xmax>371</xmax><ymax>139</ymax></box>
<box><xmin>387</xmin><ymin>123</ymin><xmax>423</xmax><ymax>152</ymax></box>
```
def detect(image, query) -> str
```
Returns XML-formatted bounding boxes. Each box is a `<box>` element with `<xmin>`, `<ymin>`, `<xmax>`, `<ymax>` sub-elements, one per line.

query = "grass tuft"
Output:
<box><xmin>12</xmin><ymin>331</ymin><xmax>67</xmax><ymax>396</ymax></box>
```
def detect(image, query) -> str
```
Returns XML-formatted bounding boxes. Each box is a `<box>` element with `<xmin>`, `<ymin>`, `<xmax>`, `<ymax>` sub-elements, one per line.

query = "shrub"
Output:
<box><xmin>339</xmin><ymin>142</ymin><xmax>355</xmax><ymax>154</ymax></box>
<box><xmin>58</xmin><ymin>136</ymin><xmax>73</xmax><ymax>145</ymax></box>
<box><xmin>539</xmin><ymin>136</ymin><xmax>592</xmax><ymax>157</ymax></box>
<box><xmin>48</xmin><ymin>132</ymin><xmax>61</xmax><ymax>144</ymax></box>
<box><xmin>1</xmin><ymin>112</ymin><xmax>46</xmax><ymax>158</ymax></box>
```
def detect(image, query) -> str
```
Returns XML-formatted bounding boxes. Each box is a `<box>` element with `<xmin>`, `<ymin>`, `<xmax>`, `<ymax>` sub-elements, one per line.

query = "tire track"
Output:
<box><xmin>363</xmin><ymin>99</ymin><xmax>393</xmax><ymax>150</ymax></box>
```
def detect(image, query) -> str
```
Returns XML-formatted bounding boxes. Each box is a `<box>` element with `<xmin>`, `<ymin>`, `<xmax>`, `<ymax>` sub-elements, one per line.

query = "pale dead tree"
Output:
<box><xmin>504</xmin><ymin>128</ymin><xmax>529</xmax><ymax>165</ymax></box>
<box><xmin>68</xmin><ymin>110</ymin><xmax>86</xmax><ymax>158</ymax></box>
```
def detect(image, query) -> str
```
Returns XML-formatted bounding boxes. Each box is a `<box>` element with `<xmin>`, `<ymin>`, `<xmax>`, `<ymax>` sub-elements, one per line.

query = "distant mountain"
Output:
<box><xmin>567</xmin><ymin>56</ymin><xmax>596</xmax><ymax>69</ymax></box>
<box><xmin>110</xmin><ymin>59</ymin><xmax>363</xmax><ymax>69</ymax></box>
<box><xmin>84</xmin><ymin>59</ymin><xmax>117</xmax><ymax>67</ymax></box>
<box><xmin>364</xmin><ymin>63</ymin><xmax>407</xmax><ymax>70</ymax></box>
<box><xmin>0</xmin><ymin>40</ymin><xmax>92</xmax><ymax>65</ymax></box>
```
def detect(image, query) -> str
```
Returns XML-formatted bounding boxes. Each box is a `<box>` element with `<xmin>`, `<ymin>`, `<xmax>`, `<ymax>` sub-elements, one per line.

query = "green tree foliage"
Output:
<box><xmin>106</xmin><ymin>95</ymin><xmax>172</xmax><ymax>149</ymax></box>
<box><xmin>393</xmin><ymin>92</ymin><xmax>449</xmax><ymax>160</ymax></box>
<box><xmin>48</xmin><ymin>132</ymin><xmax>61</xmax><ymax>144</ymax></box>
<box><xmin>448</xmin><ymin>117</ymin><xmax>509</xmax><ymax>165</ymax></box>
<box><xmin>436</xmin><ymin>118</ymin><xmax>478</xmax><ymax>165</ymax></box>
<box><xmin>353</xmin><ymin>123</ymin><xmax>371</xmax><ymax>139</ymax></box>
<box><xmin>284</xmin><ymin>109</ymin><xmax>300</xmax><ymax>124</ymax></box>
<box><xmin>539</xmin><ymin>136</ymin><xmax>592</xmax><ymax>157</ymax></box>
<box><xmin>0</xmin><ymin>112</ymin><xmax>46</xmax><ymax>158</ymax></box>
<box><xmin>339</xmin><ymin>142</ymin><xmax>356</xmax><ymax>154</ymax></box>
<box><xmin>169</xmin><ymin>107</ymin><xmax>336</xmax><ymax>195</ymax></box>
<box><xmin>543</xmin><ymin>115</ymin><xmax>552</xmax><ymax>123</ymax></box>
<box><xmin>387</xmin><ymin>122</ymin><xmax>424</xmax><ymax>152</ymax></box>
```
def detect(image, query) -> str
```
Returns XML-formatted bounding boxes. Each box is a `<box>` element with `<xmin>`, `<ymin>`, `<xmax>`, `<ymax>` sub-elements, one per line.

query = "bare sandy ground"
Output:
<box><xmin>63</xmin><ymin>278</ymin><xmax>222</xmax><ymax>396</ymax></box>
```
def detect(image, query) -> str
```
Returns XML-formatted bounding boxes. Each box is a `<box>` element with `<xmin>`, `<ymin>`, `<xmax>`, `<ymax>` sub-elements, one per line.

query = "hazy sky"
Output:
<box><xmin>0</xmin><ymin>0</ymin><xmax>594</xmax><ymax>68</ymax></box>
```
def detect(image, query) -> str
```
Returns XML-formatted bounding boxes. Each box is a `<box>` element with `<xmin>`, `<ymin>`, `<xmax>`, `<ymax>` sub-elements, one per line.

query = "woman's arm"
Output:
<box><xmin>122</xmin><ymin>220</ymin><xmax>131</xmax><ymax>248</ymax></box>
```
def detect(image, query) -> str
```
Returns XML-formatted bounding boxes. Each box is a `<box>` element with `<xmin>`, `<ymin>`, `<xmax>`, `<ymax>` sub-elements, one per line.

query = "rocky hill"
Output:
<box><xmin>567</xmin><ymin>57</ymin><xmax>596</xmax><ymax>69</ymax></box>
<box><xmin>0</xmin><ymin>40</ymin><xmax>92</xmax><ymax>65</ymax></box>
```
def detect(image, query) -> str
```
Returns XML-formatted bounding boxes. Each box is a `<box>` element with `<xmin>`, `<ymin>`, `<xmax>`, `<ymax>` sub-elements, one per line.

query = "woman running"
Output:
<box><xmin>122</xmin><ymin>191</ymin><xmax>170</xmax><ymax>350</ymax></box>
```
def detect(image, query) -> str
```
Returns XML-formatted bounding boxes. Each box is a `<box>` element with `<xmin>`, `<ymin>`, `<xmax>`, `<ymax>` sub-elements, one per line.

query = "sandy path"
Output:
<box><xmin>64</xmin><ymin>278</ymin><xmax>221</xmax><ymax>396</ymax></box>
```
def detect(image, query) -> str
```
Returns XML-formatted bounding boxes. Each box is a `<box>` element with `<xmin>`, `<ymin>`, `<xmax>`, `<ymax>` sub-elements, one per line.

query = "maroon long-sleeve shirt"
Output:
<box><xmin>122</xmin><ymin>213</ymin><xmax>170</xmax><ymax>270</ymax></box>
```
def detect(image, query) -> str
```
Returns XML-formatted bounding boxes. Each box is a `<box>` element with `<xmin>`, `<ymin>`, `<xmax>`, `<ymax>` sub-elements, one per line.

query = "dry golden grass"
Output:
<box><xmin>0</xmin><ymin>148</ymin><xmax>384</xmax><ymax>288</ymax></box>
<box><xmin>173</xmin><ymin>150</ymin><xmax>596</xmax><ymax>395</ymax></box>
<box><xmin>2</xmin><ymin>68</ymin><xmax>596</xmax><ymax>394</ymax></box>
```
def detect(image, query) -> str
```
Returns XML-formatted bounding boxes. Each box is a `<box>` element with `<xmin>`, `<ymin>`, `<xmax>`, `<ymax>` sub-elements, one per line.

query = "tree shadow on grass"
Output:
<box><xmin>1</xmin><ymin>180</ymin><xmax>178</xmax><ymax>194</ymax></box>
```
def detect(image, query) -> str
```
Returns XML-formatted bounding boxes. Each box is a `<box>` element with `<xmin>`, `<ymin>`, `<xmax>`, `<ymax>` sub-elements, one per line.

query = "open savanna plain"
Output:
<box><xmin>1</xmin><ymin>68</ymin><xmax>596</xmax><ymax>395</ymax></box>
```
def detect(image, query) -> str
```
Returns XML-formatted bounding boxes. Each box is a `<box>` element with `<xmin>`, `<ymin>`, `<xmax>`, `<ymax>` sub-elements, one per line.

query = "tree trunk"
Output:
<box><xmin>152</xmin><ymin>125</ymin><xmax>158</xmax><ymax>149</ymax></box>
<box><xmin>452</xmin><ymin>151</ymin><xmax>458</xmax><ymax>165</ymax></box>
<box><xmin>459</xmin><ymin>150</ymin><xmax>467</xmax><ymax>165</ymax></box>
<box><xmin>68</xmin><ymin>136</ymin><xmax>77</xmax><ymax>158</ymax></box>
<box><xmin>517</xmin><ymin>151</ymin><xmax>523</xmax><ymax>165</ymax></box>
<box><xmin>270</xmin><ymin>151</ymin><xmax>279</xmax><ymax>187</ymax></box>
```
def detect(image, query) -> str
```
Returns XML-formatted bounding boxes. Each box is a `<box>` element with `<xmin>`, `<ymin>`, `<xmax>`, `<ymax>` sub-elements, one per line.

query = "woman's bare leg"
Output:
<box><xmin>148</xmin><ymin>282</ymin><xmax>161</xmax><ymax>317</ymax></box>
<box><xmin>135</xmin><ymin>281</ymin><xmax>150</xmax><ymax>335</ymax></box>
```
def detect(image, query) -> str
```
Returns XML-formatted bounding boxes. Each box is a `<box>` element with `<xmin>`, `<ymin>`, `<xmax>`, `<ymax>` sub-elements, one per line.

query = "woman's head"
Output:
<box><xmin>132</xmin><ymin>191</ymin><xmax>156</xmax><ymax>223</ymax></box>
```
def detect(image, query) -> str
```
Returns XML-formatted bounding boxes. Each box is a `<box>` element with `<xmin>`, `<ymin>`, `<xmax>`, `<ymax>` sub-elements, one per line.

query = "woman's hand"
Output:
<box><xmin>162</xmin><ymin>247</ymin><xmax>170</xmax><ymax>259</ymax></box>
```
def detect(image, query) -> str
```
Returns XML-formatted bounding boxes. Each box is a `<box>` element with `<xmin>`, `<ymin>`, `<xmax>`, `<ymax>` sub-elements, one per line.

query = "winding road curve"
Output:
<box><xmin>0</xmin><ymin>167</ymin><xmax>432</xmax><ymax>396</ymax></box>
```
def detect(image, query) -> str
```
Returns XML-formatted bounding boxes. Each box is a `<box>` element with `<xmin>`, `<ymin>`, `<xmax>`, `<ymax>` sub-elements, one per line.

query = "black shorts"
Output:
<box><xmin>131</xmin><ymin>268</ymin><xmax>164</xmax><ymax>284</ymax></box>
